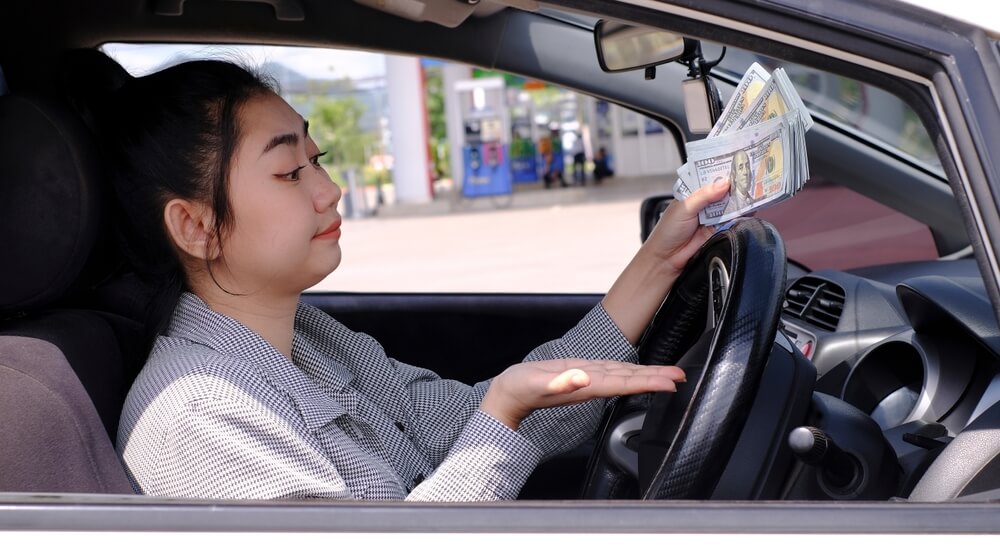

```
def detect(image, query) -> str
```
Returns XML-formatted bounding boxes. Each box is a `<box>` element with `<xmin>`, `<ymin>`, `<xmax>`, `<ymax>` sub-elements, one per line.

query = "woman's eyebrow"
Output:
<box><xmin>261</xmin><ymin>132</ymin><xmax>298</xmax><ymax>156</ymax></box>
<box><xmin>260</xmin><ymin>121</ymin><xmax>310</xmax><ymax>157</ymax></box>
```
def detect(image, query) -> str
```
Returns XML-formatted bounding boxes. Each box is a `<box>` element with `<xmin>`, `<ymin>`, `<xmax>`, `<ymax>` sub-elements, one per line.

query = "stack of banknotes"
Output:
<box><xmin>673</xmin><ymin>63</ymin><xmax>815</xmax><ymax>225</ymax></box>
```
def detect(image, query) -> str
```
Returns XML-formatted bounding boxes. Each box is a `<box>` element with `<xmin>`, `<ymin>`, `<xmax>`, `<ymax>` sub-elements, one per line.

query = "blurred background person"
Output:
<box><xmin>593</xmin><ymin>146</ymin><xmax>614</xmax><ymax>183</ymax></box>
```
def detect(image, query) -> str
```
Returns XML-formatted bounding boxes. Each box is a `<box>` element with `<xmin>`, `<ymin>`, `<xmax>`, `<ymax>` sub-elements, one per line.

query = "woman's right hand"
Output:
<box><xmin>480</xmin><ymin>359</ymin><xmax>685</xmax><ymax>430</ymax></box>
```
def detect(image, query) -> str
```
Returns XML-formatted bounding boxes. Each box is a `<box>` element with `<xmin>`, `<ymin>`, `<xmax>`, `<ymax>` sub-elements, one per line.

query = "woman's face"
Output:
<box><xmin>214</xmin><ymin>91</ymin><xmax>343</xmax><ymax>297</ymax></box>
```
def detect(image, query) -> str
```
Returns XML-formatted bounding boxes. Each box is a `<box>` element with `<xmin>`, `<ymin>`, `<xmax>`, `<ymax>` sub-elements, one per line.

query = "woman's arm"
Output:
<box><xmin>601</xmin><ymin>179</ymin><xmax>730</xmax><ymax>344</ymax></box>
<box><xmin>475</xmin><ymin>180</ymin><xmax>729</xmax><ymax>437</ymax></box>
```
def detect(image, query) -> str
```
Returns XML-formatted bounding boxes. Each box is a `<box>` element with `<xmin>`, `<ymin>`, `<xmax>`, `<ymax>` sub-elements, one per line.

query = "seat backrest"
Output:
<box><xmin>0</xmin><ymin>91</ymin><xmax>135</xmax><ymax>494</ymax></box>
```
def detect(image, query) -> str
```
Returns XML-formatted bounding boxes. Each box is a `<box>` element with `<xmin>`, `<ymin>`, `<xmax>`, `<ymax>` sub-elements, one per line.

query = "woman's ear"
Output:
<box><xmin>163</xmin><ymin>198</ymin><xmax>220</xmax><ymax>260</ymax></box>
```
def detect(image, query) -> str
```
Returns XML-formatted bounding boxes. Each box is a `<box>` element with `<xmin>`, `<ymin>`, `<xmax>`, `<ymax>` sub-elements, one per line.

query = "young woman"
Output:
<box><xmin>109</xmin><ymin>60</ymin><xmax>731</xmax><ymax>501</ymax></box>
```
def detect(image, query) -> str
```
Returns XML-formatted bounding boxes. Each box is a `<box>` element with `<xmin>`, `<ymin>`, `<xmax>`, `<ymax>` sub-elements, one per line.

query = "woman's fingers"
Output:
<box><xmin>681</xmin><ymin>178</ymin><xmax>730</xmax><ymax>215</ymax></box>
<box><xmin>583</xmin><ymin>368</ymin><xmax>681</xmax><ymax>396</ymax></box>
<box><xmin>540</xmin><ymin>360</ymin><xmax>687</xmax><ymax>401</ymax></box>
<box><xmin>482</xmin><ymin>359</ymin><xmax>691</xmax><ymax>430</ymax></box>
<box><xmin>546</xmin><ymin>368</ymin><xmax>592</xmax><ymax>393</ymax></box>
<box><xmin>645</xmin><ymin>179</ymin><xmax>728</xmax><ymax>268</ymax></box>
<box><xmin>657</xmin><ymin>179</ymin><xmax>729</xmax><ymax>234</ymax></box>
<box><xmin>556</xmin><ymin>359</ymin><xmax>687</xmax><ymax>382</ymax></box>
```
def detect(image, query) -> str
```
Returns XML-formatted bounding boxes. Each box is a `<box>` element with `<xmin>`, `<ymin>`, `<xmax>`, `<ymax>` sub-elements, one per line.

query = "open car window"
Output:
<box><xmin>103</xmin><ymin>42</ymin><xmax>682</xmax><ymax>294</ymax></box>
<box><xmin>103</xmin><ymin>35</ymin><xmax>949</xmax><ymax>289</ymax></box>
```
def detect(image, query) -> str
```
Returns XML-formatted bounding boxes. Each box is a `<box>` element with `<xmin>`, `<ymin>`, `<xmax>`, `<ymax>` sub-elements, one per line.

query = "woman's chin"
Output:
<box><xmin>301</xmin><ymin>255</ymin><xmax>342</xmax><ymax>289</ymax></box>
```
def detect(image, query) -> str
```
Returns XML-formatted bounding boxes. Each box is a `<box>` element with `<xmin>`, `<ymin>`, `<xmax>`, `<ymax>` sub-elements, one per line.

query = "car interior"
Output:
<box><xmin>1</xmin><ymin>0</ymin><xmax>999</xmax><ymax>505</ymax></box>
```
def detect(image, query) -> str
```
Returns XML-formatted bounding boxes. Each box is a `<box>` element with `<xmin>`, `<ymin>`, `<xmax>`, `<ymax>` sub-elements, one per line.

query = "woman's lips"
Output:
<box><xmin>315</xmin><ymin>218</ymin><xmax>342</xmax><ymax>240</ymax></box>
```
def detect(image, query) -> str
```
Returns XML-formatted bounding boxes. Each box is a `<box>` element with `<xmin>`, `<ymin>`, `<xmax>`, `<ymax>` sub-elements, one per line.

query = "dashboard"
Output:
<box><xmin>779</xmin><ymin>258</ymin><xmax>1000</xmax><ymax>499</ymax></box>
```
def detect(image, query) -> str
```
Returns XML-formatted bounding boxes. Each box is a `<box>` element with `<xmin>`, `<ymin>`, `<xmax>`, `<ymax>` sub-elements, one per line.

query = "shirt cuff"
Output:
<box><xmin>407</xmin><ymin>410</ymin><xmax>543</xmax><ymax>502</ymax></box>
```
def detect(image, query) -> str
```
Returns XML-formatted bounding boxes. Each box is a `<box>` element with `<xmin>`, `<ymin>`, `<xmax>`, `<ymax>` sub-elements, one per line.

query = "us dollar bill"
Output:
<box><xmin>673</xmin><ymin>162</ymin><xmax>696</xmax><ymax>199</ymax></box>
<box><xmin>688</xmin><ymin>113</ymin><xmax>793</xmax><ymax>225</ymax></box>
<box><xmin>733</xmin><ymin>68</ymin><xmax>814</xmax><ymax>133</ymax></box>
<box><xmin>673</xmin><ymin>64</ymin><xmax>813</xmax><ymax>223</ymax></box>
<box><xmin>708</xmin><ymin>62</ymin><xmax>771</xmax><ymax>138</ymax></box>
<box><xmin>673</xmin><ymin>177</ymin><xmax>693</xmax><ymax>199</ymax></box>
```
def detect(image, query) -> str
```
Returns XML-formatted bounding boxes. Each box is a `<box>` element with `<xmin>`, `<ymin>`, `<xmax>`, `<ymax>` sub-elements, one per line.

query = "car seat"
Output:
<box><xmin>0</xmin><ymin>63</ymin><xmax>140</xmax><ymax>493</ymax></box>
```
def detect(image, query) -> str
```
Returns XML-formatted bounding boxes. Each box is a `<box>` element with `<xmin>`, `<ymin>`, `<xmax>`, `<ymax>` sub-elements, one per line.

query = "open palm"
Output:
<box><xmin>481</xmin><ymin>359</ymin><xmax>685</xmax><ymax>430</ymax></box>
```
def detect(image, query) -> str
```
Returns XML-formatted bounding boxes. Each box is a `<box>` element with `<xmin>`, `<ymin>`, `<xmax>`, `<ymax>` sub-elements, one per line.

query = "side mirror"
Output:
<box><xmin>640</xmin><ymin>194</ymin><xmax>673</xmax><ymax>242</ymax></box>
<box><xmin>594</xmin><ymin>20</ymin><xmax>697</xmax><ymax>73</ymax></box>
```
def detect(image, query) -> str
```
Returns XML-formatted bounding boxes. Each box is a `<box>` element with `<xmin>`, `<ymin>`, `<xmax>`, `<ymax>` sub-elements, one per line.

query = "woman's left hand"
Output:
<box><xmin>645</xmin><ymin>178</ymin><xmax>731</xmax><ymax>278</ymax></box>
<box><xmin>481</xmin><ymin>358</ymin><xmax>686</xmax><ymax>430</ymax></box>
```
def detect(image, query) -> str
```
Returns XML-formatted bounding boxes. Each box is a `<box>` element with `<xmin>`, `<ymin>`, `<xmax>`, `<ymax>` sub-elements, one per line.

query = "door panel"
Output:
<box><xmin>301</xmin><ymin>291</ymin><xmax>606</xmax><ymax>499</ymax></box>
<box><xmin>302</xmin><ymin>292</ymin><xmax>603</xmax><ymax>384</ymax></box>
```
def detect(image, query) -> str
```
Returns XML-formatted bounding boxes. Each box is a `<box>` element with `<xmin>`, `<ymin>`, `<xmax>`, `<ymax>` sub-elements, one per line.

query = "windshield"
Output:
<box><xmin>708</xmin><ymin>44</ymin><xmax>943</xmax><ymax>177</ymax></box>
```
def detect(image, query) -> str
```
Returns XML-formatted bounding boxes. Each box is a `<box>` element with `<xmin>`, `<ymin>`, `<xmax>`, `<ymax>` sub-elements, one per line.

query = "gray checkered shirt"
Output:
<box><xmin>117</xmin><ymin>292</ymin><xmax>638</xmax><ymax>501</ymax></box>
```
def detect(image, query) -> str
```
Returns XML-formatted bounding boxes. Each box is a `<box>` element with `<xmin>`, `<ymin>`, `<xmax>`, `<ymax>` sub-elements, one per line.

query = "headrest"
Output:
<box><xmin>0</xmin><ymin>95</ymin><xmax>103</xmax><ymax>312</ymax></box>
<box><xmin>58</xmin><ymin>49</ymin><xmax>133</xmax><ymax>133</ymax></box>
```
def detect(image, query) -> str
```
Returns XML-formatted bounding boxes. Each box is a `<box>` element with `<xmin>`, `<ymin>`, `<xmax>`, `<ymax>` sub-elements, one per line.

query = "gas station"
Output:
<box><xmin>382</xmin><ymin>56</ymin><xmax>682</xmax><ymax>207</ymax></box>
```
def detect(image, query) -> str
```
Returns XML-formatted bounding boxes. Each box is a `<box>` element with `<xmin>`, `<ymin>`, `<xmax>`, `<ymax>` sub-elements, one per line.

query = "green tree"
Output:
<box><xmin>423</xmin><ymin>65</ymin><xmax>450</xmax><ymax>180</ymax></box>
<box><xmin>307</xmin><ymin>94</ymin><xmax>376</xmax><ymax>177</ymax></box>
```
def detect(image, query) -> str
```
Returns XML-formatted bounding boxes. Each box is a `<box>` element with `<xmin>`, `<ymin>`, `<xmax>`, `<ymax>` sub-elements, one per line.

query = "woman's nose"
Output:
<box><xmin>313</xmin><ymin>169</ymin><xmax>342</xmax><ymax>211</ymax></box>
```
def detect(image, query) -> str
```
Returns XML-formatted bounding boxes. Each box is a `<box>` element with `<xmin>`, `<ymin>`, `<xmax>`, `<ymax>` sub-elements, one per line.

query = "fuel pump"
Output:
<box><xmin>455</xmin><ymin>77</ymin><xmax>512</xmax><ymax>198</ymax></box>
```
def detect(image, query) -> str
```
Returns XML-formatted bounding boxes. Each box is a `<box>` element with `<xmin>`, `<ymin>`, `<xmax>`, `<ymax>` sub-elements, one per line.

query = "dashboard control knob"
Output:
<box><xmin>789</xmin><ymin>426</ymin><xmax>861</xmax><ymax>492</ymax></box>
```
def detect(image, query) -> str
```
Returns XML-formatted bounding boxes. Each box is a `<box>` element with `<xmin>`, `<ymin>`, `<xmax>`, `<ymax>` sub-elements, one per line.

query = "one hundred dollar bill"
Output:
<box><xmin>733</xmin><ymin>68</ymin><xmax>814</xmax><ymax>134</ymax></box>
<box><xmin>708</xmin><ymin>62</ymin><xmax>771</xmax><ymax>138</ymax></box>
<box><xmin>674</xmin><ymin>63</ymin><xmax>813</xmax><ymax>223</ymax></box>
<box><xmin>673</xmin><ymin>177</ymin><xmax>693</xmax><ymax>199</ymax></box>
<box><xmin>673</xmin><ymin>162</ymin><xmax>696</xmax><ymax>198</ymax></box>
<box><xmin>688</xmin><ymin>113</ymin><xmax>793</xmax><ymax>225</ymax></box>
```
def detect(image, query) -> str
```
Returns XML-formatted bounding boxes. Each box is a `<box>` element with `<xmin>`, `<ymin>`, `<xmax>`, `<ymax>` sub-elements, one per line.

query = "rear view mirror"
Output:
<box><xmin>594</xmin><ymin>20</ymin><xmax>696</xmax><ymax>73</ymax></box>
<box><xmin>595</xmin><ymin>20</ymin><xmax>725</xmax><ymax>133</ymax></box>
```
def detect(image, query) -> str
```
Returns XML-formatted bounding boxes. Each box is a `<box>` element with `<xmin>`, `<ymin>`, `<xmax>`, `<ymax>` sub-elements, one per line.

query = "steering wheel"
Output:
<box><xmin>582</xmin><ymin>218</ymin><xmax>787</xmax><ymax>499</ymax></box>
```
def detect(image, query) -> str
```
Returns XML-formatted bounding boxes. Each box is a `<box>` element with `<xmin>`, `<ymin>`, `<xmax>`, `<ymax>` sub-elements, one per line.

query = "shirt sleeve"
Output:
<box><xmin>324</xmin><ymin>302</ymin><xmax>636</xmax><ymax>500</ymax></box>
<box><xmin>127</xmin><ymin>388</ymin><xmax>545</xmax><ymax>502</ymax></box>
<box><xmin>407</xmin><ymin>410</ymin><xmax>542</xmax><ymax>501</ymax></box>
<box><xmin>127</xmin><ymin>395</ymin><xmax>355</xmax><ymax>500</ymax></box>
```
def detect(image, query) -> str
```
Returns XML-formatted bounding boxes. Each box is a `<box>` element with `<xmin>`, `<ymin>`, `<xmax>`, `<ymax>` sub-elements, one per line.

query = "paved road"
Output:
<box><xmin>312</xmin><ymin>197</ymin><xmax>645</xmax><ymax>293</ymax></box>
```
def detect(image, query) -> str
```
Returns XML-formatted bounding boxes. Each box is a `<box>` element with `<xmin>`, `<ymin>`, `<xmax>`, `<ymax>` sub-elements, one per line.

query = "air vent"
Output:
<box><xmin>783</xmin><ymin>277</ymin><xmax>845</xmax><ymax>331</ymax></box>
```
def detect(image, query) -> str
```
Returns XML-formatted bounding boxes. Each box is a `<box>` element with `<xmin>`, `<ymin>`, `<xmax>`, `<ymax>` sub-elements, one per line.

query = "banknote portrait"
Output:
<box><xmin>729</xmin><ymin>149</ymin><xmax>755</xmax><ymax>212</ymax></box>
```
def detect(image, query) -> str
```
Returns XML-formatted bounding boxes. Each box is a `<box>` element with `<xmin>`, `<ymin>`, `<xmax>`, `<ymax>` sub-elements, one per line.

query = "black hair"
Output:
<box><xmin>105</xmin><ymin>59</ymin><xmax>277</xmax><ymax>341</ymax></box>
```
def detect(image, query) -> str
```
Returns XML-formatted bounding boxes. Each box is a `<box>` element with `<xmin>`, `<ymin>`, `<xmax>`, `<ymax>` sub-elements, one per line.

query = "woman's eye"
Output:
<box><xmin>279</xmin><ymin>165</ymin><xmax>305</xmax><ymax>181</ymax></box>
<box><xmin>310</xmin><ymin>151</ymin><xmax>328</xmax><ymax>168</ymax></box>
<box><xmin>277</xmin><ymin>151</ymin><xmax>326</xmax><ymax>181</ymax></box>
